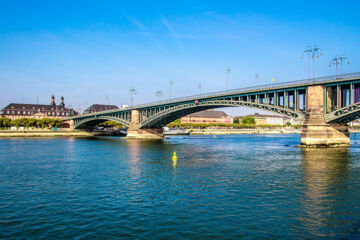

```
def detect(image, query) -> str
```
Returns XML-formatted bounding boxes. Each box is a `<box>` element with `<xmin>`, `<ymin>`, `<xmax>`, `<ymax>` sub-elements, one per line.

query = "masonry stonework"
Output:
<box><xmin>127</xmin><ymin>110</ymin><xmax>163</xmax><ymax>139</ymax></box>
<box><xmin>300</xmin><ymin>85</ymin><xmax>350</xmax><ymax>147</ymax></box>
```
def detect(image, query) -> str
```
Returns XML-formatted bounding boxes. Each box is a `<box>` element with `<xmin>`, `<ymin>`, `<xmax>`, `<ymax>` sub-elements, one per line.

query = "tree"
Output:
<box><xmin>233</xmin><ymin>118</ymin><xmax>240</xmax><ymax>124</ymax></box>
<box><xmin>241</xmin><ymin>116</ymin><xmax>255</xmax><ymax>124</ymax></box>
<box><xmin>285</xmin><ymin>121</ymin><xmax>292</xmax><ymax>127</ymax></box>
<box><xmin>99</xmin><ymin>121</ymin><xmax>123</xmax><ymax>129</ymax></box>
<box><xmin>0</xmin><ymin>117</ymin><xmax>11</xmax><ymax>128</ymax></box>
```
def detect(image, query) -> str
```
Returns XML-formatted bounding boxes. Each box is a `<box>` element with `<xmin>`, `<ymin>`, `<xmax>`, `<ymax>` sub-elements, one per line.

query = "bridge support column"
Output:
<box><xmin>301</xmin><ymin>85</ymin><xmax>350</xmax><ymax>147</ymax></box>
<box><xmin>127</xmin><ymin>110</ymin><xmax>163</xmax><ymax>139</ymax></box>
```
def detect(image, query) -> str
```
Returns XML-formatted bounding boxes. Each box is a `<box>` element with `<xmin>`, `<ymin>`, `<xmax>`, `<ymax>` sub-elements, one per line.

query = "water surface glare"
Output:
<box><xmin>1</xmin><ymin>134</ymin><xmax>360</xmax><ymax>239</ymax></box>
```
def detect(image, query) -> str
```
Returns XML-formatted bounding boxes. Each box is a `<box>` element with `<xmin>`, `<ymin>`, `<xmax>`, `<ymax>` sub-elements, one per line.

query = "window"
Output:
<box><xmin>17</xmin><ymin>111</ymin><xmax>20</xmax><ymax>114</ymax></box>
<box><xmin>7</xmin><ymin>111</ymin><xmax>10</xmax><ymax>114</ymax></box>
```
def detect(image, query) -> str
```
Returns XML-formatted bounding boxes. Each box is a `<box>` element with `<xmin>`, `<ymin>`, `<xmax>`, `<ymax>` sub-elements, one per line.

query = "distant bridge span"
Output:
<box><xmin>65</xmin><ymin>72</ymin><xmax>360</xmax><ymax>146</ymax></box>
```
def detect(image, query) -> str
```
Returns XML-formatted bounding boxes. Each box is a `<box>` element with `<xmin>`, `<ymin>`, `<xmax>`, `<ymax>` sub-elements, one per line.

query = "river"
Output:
<box><xmin>1</xmin><ymin>134</ymin><xmax>360</xmax><ymax>239</ymax></box>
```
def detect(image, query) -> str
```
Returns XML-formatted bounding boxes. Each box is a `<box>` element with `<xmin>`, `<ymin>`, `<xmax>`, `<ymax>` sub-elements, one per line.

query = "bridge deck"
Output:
<box><xmin>66</xmin><ymin>72</ymin><xmax>360</xmax><ymax>120</ymax></box>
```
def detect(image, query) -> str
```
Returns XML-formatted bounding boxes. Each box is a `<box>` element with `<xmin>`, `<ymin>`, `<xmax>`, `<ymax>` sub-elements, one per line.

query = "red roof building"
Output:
<box><xmin>181</xmin><ymin>110</ymin><xmax>233</xmax><ymax>123</ymax></box>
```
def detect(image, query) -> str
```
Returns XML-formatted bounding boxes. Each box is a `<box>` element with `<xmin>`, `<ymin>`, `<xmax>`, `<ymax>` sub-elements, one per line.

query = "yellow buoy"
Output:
<box><xmin>172</xmin><ymin>151</ymin><xmax>178</xmax><ymax>167</ymax></box>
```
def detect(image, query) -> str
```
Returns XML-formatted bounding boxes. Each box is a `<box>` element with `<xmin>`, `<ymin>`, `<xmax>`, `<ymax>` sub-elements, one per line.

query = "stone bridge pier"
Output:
<box><xmin>127</xmin><ymin>110</ymin><xmax>163</xmax><ymax>139</ymax></box>
<box><xmin>300</xmin><ymin>85</ymin><xmax>350</xmax><ymax>147</ymax></box>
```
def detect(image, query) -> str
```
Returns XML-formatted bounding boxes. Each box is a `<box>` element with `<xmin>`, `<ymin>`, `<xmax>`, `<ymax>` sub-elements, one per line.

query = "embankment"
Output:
<box><xmin>0</xmin><ymin>131</ymin><xmax>93</xmax><ymax>138</ymax></box>
<box><xmin>190</xmin><ymin>128</ymin><xmax>301</xmax><ymax>135</ymax></box>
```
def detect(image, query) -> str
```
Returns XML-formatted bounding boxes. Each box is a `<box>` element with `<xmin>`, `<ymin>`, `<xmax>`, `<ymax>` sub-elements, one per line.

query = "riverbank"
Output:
<box><xmin>189</xmin><ymin>128</ymin><xmax>302</xmax><ymax>135</ymax></box>
<box><xmin>0</xmin><ymin>130</ymin><xmax>93</xmax><ymax>138</ymax></box>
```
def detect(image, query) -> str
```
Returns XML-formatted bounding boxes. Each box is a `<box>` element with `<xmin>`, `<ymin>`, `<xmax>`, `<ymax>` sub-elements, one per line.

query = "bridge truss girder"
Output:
<box><xmin>139</xmin><ymin>99</ymin><xmax>305</xmax><ymax>129</ymax></box>
<box><xmin>74</xmin><ymin>115</ymin><xmax>131</xmax><ymax>129</ymax></box>
<box><xmin>325</xmin><ymin>102</ymin><xmax>360</xmax><ymax>123</ymax></box>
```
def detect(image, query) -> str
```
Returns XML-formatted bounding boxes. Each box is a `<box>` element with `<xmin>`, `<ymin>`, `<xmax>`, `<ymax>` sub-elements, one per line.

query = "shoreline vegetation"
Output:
<box><xmin>1</xmin><ymin>117</ymin><xmax>360</xmax><ymax>138</ymax></box>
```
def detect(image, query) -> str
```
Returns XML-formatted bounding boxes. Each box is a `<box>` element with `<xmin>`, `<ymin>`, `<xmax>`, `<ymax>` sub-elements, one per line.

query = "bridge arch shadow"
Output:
<box><xmin>139</xmin><ymin>100</ymin><xmax>305</xmax><ymax>129</ymax></box>
<box><xmin>74</xmin><ymin>116</ymin><xmax>130</xmax><ymax>129</ymax></box>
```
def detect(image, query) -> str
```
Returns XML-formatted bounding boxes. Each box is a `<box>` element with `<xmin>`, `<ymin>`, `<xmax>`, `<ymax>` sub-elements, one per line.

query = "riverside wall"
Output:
<box><xmin>0</xmin><ymin>130</ymin><xmax>93</xmax><ymax>138</ymax></box>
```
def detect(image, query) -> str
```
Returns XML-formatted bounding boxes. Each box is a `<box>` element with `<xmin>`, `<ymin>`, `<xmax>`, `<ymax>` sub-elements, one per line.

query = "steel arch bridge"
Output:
<box><xmin>67</xmin><ymin>72</ymin><xmax>360</xmax><ymax>130</ymax></box>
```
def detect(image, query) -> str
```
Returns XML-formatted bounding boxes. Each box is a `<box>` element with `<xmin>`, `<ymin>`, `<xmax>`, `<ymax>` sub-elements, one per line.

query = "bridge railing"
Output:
<box><xmin>131</xmin><ymin>72</ymin><xmax>360</xmax><ymax>109</ymax></box>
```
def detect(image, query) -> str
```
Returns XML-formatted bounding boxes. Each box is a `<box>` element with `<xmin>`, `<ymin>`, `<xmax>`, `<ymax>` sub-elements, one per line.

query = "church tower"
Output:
<box><xmin>60</xmin><ymin>96</ymin><xmax>65</xmax><ymax>107</ymax></box>
<box><xmin>51</xmin><ymin>95</ymin><xmax>55</xmax><ymax>106</ymax></box>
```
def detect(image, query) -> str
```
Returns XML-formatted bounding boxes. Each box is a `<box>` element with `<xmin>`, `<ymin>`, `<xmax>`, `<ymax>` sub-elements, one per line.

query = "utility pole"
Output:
<box><xmin>226</xmin><ymin>67</ymin><xmax>231</xmax><ymax>91</ymax></box>
<box><xmin>155</xmin><ymin>90</ymin><xmax>163</xmax><ymax>100</ymax></box>
<box><xmin>169</xmin><ymin>80</ymin><xmax>174</xmax><ymax>100</ymax></box>
<box><xmin>129</xmin><ymin>87</ymin><xmax>136</xmax><ymax>107</ymax></box>
<box><xmin>198</xmin><ymin>82</ymin><xmax>202</xmax><ymax>94</ymax></box>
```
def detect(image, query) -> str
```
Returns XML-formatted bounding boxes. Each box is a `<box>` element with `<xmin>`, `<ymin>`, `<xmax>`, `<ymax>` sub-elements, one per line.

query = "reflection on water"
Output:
<box><xmin>1</xmin><ymin>135</ymin><xmax>360</xmax><ymax>239</ymax></box>
<box><xmin>300</xmin><ymin>148</ymin><xmax>351</xmax><ymax>238</ymax></box>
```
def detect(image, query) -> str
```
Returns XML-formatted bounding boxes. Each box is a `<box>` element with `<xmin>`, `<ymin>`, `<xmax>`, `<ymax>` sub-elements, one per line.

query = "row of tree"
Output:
<box><xmin>0</xmin><ymin>117</ymin><xmax>62</xmax><ymax>128</ymax></box>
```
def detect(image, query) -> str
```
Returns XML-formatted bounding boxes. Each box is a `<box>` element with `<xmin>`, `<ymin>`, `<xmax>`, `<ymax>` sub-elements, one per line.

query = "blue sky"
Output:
<box><xmin>1</xmin><ymin>0</ymin><xmax>360</xmax><ymax>115</ymax></box>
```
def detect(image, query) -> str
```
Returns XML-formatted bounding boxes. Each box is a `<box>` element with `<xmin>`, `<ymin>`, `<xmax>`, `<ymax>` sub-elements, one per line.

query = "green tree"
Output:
<box><xmin>0</xmin><ymin>117</ymin><xmax>11</xmax><ymax>128</ymax></box>
<box><xmin>285</xmin><ymin>121</ymin><xmax>292</xmax><ymax>127</ymax></box>
<box><xmin>99</xmin><ymin>121</ymin><xmax>123</xmax><ymax>129</ymax></box>
<box><xmin>233</xmin><ymin>118</ymin><xmax>240</xmax><ymax>124</ymax></box>
<box><xmin>241</xmin><ymin>116</ymin><xmax>255</xmax><ymax>124</ymax></box>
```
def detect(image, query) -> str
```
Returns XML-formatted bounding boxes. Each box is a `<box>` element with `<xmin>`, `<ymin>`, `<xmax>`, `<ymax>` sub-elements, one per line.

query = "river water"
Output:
<box><xmin>1</xmin><ymin>134</ymin><xmax>360</xmax><ymax>239</ymax></box>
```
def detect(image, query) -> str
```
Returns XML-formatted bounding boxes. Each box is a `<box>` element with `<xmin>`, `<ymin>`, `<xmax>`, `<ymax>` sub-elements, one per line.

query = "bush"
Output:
<box><xmin>166</xmin><ymin>121</ymin><xmax>283</xmax><ymax>129</ymax></box>
<box><xmin>241</xmin><ymin>116</ymin><xmax>255</xmax><ymax>124</ymax></box>
<box><xmin>99</xmin><ymin>121</ymin><xmax>123</xmax><ymax>129</ymax></box>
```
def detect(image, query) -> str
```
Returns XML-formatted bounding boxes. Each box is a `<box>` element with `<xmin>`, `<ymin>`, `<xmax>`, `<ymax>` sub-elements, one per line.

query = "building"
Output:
<box><xmin>181</xmin><ymin>110</ymin><xmax>233</xmax><ymax>123</ymax></box>
<box><xmin>0</xmin><ymin>95</ymin><xmax>78</xmax><ymax>120</ymax></box>
<box><xmin>83</xmin><ymin>104</ymin><xmax>119</xmax><ymax>114</ymax></box>
<box><xmin>235</xmin><ymin>113</ymin><xmax>289</xmax><ymax>125</ymax></box>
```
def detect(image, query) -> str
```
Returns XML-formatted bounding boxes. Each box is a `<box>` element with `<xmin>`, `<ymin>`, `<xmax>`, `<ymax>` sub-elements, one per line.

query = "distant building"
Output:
<box><xmin>0</xmin><ymin>95</ymin><xmax>78</xmax><ymax>120</ymax></box>
<box><xmin>234</xmin><ymin>113</ymin><xmax>302</xmax><ymax>125</ymax></box>
<box><xmin>181</xmin><ymin>110</ymin><xmax>233</xmax><ymax>123</ymax></box>
<box><xmin>349</xmin><ymin>120</ymin><xmax>360</xmax><ymax>126</ymax></box>
<box><xmin>83</xmin><ymin>104</ymin><xmax>119</xmax><ymax>114</ymax></box>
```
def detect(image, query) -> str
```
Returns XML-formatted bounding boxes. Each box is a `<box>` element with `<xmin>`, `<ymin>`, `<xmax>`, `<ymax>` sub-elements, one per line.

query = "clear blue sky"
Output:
<box><xmin>1</xmin><ymin>0</ymin><xmax>359</xmax><ymax>115</ymax></box>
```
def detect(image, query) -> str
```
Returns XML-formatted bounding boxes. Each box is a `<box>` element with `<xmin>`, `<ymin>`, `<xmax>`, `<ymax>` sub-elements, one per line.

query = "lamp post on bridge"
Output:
<box><xmin>301</xmin><ymin>45</ymin><xmax>323</xmax><ymax>80</ymax></box>
<box><xmin>198</xmin><ymin>82</ymin><xmax>201</xmax><ymax>94</ymax></box>
<box><xmin>255</xmin><ymin>72</ymin><xmax>259</xmax><ymax>86</ymax></box>
<box><xmin>155</xmin><ymin>90</ymin><xmax>163</xmax><ymax>100</ymax></box>
<box><xmin>169</xmin><ymin>80</ymin><xmax>174</xmax><ymax>100</ymax></box>
<box><xmin>330</xmin><ymin>55</ymin><xmax>350</xmax><ymax>78</ymax></box>
<box><xmin>226</xmin><ymin>66</ymin><xmax>231</xmax><ymax>91</ymax></box>
<box><xmin>129</xmin><ymin>87</ymin><xmax>137</xmax><ymax>107</ymax></box>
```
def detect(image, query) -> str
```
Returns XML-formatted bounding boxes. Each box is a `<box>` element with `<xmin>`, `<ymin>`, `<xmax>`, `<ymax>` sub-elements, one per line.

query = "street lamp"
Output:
<box><xmin>155</xmin><ymin>90</ymin><xmax>163</xmax><ymax>100</ymax></box>
<box><xmin>255</xmin><ymin>72</ymin><xmax>259</xmax><ymax>86</ymax></box>
<box><xmin>301</xmin><ymin>45</ymin><xmax>323</xmax><ymax>80</ymax></box>
<box><xmin>226</xmin><ymin>66</ymin><xmax>231</xmax><ymax>91</ymax></box>
<box><xmin>198</xmin><ymin>82</ymin><xmax>202</xmax><ymax>94</ymax></box>
<box><xmin>169</xmin><ymin>80</ymin><xmax>174</xmax><ymax>100</ymax></box>
<box><xmin>330</xmin><ymin>55</ymin><xmax>350</xmax><ymax>78</ymax></box>
<box><xmin>129</xmin><ymin>87</ymin><xmax>137</xmax><ymax>107</ymax></box>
